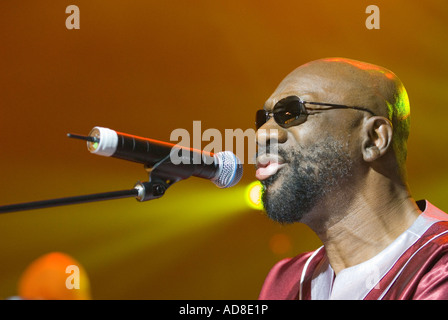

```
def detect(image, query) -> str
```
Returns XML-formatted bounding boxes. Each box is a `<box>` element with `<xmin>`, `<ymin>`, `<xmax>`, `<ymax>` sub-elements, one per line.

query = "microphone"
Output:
<box><xmin>67</xmin><ymin>126</ymin><xmax>243</xmax><ymax>188</ymax></box>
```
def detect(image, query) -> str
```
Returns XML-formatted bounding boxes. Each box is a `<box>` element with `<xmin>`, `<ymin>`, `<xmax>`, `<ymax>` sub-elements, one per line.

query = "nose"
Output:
<box><xmin>256</xmin><ymin>119</ymin><xmax>288</xmax><ymax>150</ymax></box>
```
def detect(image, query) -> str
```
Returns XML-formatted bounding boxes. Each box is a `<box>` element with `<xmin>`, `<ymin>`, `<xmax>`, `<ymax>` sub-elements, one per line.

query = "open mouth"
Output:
<box><xmin>255</xmin><ymin>155</ymin><xmax>287</xmax><ymax>181</ymax></box>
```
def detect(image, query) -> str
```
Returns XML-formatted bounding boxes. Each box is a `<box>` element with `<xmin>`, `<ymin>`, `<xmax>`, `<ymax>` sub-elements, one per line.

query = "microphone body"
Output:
<box><xmin>86</xmin><ymin>127</ymin><xmax>243</xmax><ymax>188</ymax></box>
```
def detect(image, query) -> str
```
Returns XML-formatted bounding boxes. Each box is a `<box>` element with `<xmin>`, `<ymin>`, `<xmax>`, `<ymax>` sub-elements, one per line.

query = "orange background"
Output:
<box><xmin>0</xmin><ymin>0</ymin><xmax>447</xmax><ymax>299</ymax></box>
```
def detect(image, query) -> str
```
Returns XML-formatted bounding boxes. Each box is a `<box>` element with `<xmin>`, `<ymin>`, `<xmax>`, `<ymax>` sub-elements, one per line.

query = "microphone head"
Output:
<box><xmin>212</xmin><ymin>151</ymin><xmax>243</xmax><ymax>188</ymax></box>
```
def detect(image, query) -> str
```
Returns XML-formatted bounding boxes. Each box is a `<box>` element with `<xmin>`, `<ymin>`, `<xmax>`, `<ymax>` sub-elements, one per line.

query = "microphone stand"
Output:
<box><xmin>0</xmin><ymin>153</ymin><xmax>184</xmax><ymax>215</ymax></box>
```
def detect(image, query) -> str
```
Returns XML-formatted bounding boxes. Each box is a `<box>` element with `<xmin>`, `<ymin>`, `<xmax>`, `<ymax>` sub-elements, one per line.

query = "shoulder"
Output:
<box><xmin>412</xmin><ymin>200</ymin><xmax>448</xmax><ymax>253</ymax></box>
<box><xmin>407</xmin><ymin>202</ymin><xmax>448</xmax><ymax>299</ymax></box>
<box><xmin>258</xmin><ymin>248</ymin><xmax>323</xmax><ymax>300</ymax></box>
<box><xmin>379</xmin><ymin>202</ymin><xmax>448</xmax><ymax>299</ymax></box>
<box><xmin>411</xmin><ymin>249</ymin><xmax>448</xmax><ymax>299</ymax></box>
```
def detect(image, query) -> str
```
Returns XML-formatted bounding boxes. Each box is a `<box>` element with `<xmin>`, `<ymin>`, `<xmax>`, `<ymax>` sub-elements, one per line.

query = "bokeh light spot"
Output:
<box><xmin>245</xmin><ymin>181</ymin><xmax>263</xmax><ymax>210</ymax></box>
<box><xmin>269</xmin><ymin>233</ymin><xmax>292</xmax><ymax>255</ymax></box>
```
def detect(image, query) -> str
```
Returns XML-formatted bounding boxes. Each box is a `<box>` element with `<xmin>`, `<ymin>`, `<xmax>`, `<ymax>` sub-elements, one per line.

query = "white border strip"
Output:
<box><xmin>299</xmin><ymin>246</ymin><xmax>323</xmax><ymax>300</ymax></box>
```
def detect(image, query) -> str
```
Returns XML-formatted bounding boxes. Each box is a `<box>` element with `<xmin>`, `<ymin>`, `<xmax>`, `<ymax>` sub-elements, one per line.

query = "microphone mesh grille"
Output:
<box><xmin>213</xmin><ymin>151</ymin><xmax>243</xmax><ymax>188</ymax></box>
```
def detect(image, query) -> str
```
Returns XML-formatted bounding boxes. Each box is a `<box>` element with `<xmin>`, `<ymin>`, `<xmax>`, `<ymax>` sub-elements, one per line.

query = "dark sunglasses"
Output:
<box><xmin>255</xmin><ymin>95</ymin><xmax>376</xmax><ymax>129</ymax></box>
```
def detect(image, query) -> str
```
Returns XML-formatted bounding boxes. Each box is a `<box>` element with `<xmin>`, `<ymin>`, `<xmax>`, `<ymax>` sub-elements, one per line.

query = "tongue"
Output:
<box><xmin>256</xmin><ymin>162</ymin><xmax>281</xmax><ymax>181</ymax></box>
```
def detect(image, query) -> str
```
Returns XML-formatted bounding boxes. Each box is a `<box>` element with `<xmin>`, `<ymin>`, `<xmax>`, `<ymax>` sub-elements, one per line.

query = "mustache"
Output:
<box><xmin>254</xmin><ymin>145</ymin><xmax>289</xmax><ymax>163</ymax></box>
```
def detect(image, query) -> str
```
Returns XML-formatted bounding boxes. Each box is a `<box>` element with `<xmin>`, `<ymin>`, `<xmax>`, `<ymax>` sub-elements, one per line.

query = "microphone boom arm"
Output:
<box><xmin>0</xmin><ymin>151</ymin><xmax>186</xmax><ymax>214</ymax></box>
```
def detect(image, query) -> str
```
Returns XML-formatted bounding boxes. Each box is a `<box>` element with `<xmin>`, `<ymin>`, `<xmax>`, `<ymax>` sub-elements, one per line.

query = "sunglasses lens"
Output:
<box><xmin>255</xmin><ymin>97</ymin><xmax>306</xmax><ymax>129</ymax></box>
<box><xmin>274</xmin><ymin>99</ymin><xmax>303</xmax><ymax>127</ymax></box>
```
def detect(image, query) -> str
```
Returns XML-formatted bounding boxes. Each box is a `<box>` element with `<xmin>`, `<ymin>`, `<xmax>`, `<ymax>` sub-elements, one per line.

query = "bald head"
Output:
<box><xmin>270</xmin><ymin>57</ymin><xmax>410</xmax><ymax>177</ymax></box>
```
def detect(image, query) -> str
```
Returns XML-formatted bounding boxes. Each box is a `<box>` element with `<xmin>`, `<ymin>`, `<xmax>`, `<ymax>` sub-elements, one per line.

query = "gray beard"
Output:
<box><xmin>261</xmin><ymin>139</ymin><xmax>353</xmax><ymax>224</ymax></box>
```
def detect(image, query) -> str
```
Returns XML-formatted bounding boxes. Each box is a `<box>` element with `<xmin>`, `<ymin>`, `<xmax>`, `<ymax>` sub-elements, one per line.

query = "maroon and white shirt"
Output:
<box><xmin>259</xmin><ymin>200</ymin><xmax>448</xmax><ymax>300</ymax></box>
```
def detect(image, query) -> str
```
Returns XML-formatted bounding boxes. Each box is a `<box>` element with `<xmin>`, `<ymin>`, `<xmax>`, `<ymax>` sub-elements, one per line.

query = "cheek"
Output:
<box><xmin>286</xmin><ymin>120</ymin><xmax>338</xmax><ymax>147</ymax></box>
<box><xmin>286</xmin><ymin>123</ymin><xmax>318</xmax><ymax>147</ymax></box>
<box><xmin>287</xmin><ymin>120</ymin><xmax>362</xmax><ymax>163</ymax></box>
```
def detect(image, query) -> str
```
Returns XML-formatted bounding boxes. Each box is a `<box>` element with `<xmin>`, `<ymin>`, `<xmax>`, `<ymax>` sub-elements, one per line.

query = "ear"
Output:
<box><xmin>362</xmin><ymin>117</ymin><xmax>393</xmax><ymax>162</ymax></box>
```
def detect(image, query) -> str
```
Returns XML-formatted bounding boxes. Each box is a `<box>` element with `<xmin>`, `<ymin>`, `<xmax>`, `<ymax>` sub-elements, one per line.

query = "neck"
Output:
<box><xmin>304</xmin><ymin>171</ymin><xmax>421</xmax><ymax>275</ymax></box>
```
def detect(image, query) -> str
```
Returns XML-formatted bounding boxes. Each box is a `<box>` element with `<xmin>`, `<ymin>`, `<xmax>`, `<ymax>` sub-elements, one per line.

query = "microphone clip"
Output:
<box><xmin>134</xmin><ymin>154</ymin><xmax>190</xmax><ymax>202</ymax></box>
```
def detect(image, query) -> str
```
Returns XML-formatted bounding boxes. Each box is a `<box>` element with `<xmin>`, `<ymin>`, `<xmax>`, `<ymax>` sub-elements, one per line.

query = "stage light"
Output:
<box><xmin>17</xmin><ymin>252</ymin><xmax>91</xmax><ymax>300</ymax></box>
<box><xmin>245</xmin><ymin>181</ymin><xmax>263</xmax><ymax>210</ymax></box>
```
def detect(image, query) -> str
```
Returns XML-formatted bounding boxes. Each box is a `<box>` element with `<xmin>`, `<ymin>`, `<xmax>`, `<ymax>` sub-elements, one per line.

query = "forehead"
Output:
<box><xmin>263</xmin><ymin>73</ymin><xmax>339</xmax><ymax>111</ymax></box>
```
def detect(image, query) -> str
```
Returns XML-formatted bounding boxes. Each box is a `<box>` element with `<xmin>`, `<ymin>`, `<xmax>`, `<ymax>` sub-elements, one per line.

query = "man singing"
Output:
<box><xmin>256</xmin><ymin>58</ymin><xmax>448</xmax><ymax>300</ymax></box>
